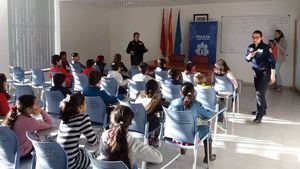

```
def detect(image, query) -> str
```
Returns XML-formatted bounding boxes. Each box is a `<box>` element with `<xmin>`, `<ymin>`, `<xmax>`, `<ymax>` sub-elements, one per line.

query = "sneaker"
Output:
<box><xmin>253</xmin><ymin>114</ymin><xmax>263</xmax><ymax>124</ymax></box>
<box><xmin>217</xmin><ymin>122</ymin><xmax>227</xmax><ymax>132</ymax></box>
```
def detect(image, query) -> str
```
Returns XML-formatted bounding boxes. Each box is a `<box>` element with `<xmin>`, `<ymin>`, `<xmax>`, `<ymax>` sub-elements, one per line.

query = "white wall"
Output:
<box><xmin>109</xmin><ymin>0</ymin><xmax>300</xmax><ymax>86</ymax></box>
<box><xmin>60</xmin><ymin>2</ymin><xmax>110</xmax><ymax>63</ymax></box>
<box><xmin>0</xmin><ymin>0</ymin><xmax>10</xmax><ymax>75</ymax></box>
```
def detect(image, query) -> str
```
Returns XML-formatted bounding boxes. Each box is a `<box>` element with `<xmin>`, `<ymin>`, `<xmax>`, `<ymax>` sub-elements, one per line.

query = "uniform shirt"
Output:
<box><xmin>82</xmin><ymin>86</ymin><xmax>125</xmax><ymax>105</ymax></box>
<box><xmin>126</xmin><ymin>40</ymin><xmax>147</xmax><ymax>65</ymax></box>
<box><xmin>245</xmin><ymin>41</ymin><xmax>276</xmax><ymax>72</ymax></box>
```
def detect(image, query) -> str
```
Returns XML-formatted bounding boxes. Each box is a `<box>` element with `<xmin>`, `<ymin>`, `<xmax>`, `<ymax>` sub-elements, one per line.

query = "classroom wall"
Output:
<box><xmin>60</xmin><ymin>2</ymin><xmax>110</xmax><ymax>63</ymax></box>
<box><xmin>109</xmin><ymin>0</ymin><xmax>300</xmax><ymax>86</ymax></box>
<box><xmin>0</xmin><ymin>0</ymin><xmax>10</xmax><ymax>75</ymax></box>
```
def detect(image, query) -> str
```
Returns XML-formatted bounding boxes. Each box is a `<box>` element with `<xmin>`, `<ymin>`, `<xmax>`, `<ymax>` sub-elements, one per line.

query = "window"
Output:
<box><xmin>8</xmin><ymin>0</ymin><xmax>55</xmax><ymax>70</ymax></box>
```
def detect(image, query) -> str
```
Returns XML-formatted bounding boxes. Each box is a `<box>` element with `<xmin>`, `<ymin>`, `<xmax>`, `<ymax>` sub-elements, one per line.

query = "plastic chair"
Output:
<box><xmin>128</xmin><ymin>79</ymin><xmax>146</xmax><ymax>99</ymax></box>
<box><xmin>13</xmin><ymin>82</ymin><xmax>35</xmax><ymax>99</ymax></box>
<box><xmin>69</xmin><ymin>62</ymin><xmax>82</xmax><ymax>74</ymax></box>
<box><xmin>119</xmin><ymin>100</ymin><xmax>160</xmax><ymax>143</ymax></box>
<box><xmin>130</xmin><ymin>66</ymin><xmax>140</xmax><ymax>78</ymax></box>
<box><xmin>72</xmin><ymin>73</ymin><xmax>88</xmax><ymax>92</ymax></box>
<box><xmin>85</xmin><ymin>96</ymin><xmax>108</xmax><ymax>128</ymax></box>
<box><xmin>195</xmin><ymin>86</ymin><xmax>217</xmax><ymax>112</ymax></box>
<box><xmin>90</xmin><ymin>160</ymin><xmax>128</xmax><ymax>169</ymax></box>
<box><xmin>101</xmin><ymin>77</ymin><xmax>118</xmax><ymax>97</ymax></box>
<box><xmin>10</xmin><ymin>66</ymin><xmax>30</xmax><ymax>83</ymax></box>
<box><xmin>31</xmin><ymin>69</ymin><xmax>51</xmax><ymax>89</ymax></box>
<box><xmin>0</xmin><ymin>126</ymin><xmax>20</xmax><ymax>169</ymax></box>
<box><xmin>154</xmin><ymin>70</ymin><xmax>168</xmax><ymax>84</ymax></box>
<box><xmin>43</xmin><ymin>90</ymin><xmax>65</xmax><ymax>115</ymax></box>
<box><xmin>26</xmin><ymin>132</ymin><xmax>68</xmax><ymax>169</ymax></box>
<box><xmin>162</xmin><ymin>107</ymin><xmax>211</xmax><ymax>169</ymax></box>
<box><xmin>182</xmin><ymin>72</ymin><xmax>195</xmax><ymax>84</ymax></box>
<box><xmin>161</xmin><ymin>84</ymin><xmax>181</xmax><ymax>102</ymax></box>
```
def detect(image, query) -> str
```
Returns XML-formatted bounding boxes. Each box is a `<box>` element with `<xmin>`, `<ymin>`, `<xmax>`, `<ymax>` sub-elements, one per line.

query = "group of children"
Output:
<box><xmin>0</xmin><ymin>51</ymin><xmax>240</xmax><ymax>169</ymax></box>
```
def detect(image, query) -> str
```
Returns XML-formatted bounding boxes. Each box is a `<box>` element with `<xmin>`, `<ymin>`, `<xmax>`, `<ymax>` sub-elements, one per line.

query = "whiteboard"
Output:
<box><xmin>221</xmin><ymin>15</ymin><xmax>290</xmax><ymax>54</ymax></box>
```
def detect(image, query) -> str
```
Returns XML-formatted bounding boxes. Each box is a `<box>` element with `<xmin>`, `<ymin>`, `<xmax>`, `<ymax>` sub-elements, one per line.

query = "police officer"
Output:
<box><xmin>126</xmin><ymin>32</ymin><xmax>148</xmax><ymax>66</ymax></box>
<box><xmin>245</xmin><ymin>30</ymin><xmax>276</xmax><ymax>123</ymax></box>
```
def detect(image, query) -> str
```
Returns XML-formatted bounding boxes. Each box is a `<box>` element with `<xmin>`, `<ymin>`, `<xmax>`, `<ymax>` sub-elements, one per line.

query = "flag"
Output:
<box><xmin>160</xmin><ymin>9</ymin><xmax>166</xmax><ymax>57</ymax></box>
<box><xmin>174</xmin><ymin>10</ymin><xmax>182</xmax><ymax>55</ymax></box>
<box><xmin>167</xmin><ymin>9</ymin><xmax>173</xmax><ymax>58</ymax></box>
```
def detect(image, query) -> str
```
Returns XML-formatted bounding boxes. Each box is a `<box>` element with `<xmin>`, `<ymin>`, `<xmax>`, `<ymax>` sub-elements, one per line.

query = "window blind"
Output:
<box><xmin>8</xmin><ymin>0</ymin><xmax>55</xmax><ymax>70</ymax></box>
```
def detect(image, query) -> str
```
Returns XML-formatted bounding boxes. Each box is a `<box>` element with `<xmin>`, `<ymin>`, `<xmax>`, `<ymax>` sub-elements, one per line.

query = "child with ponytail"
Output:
<box><xmin>57</xmin><ymin>93</ymin><xmax>98</xmax><ymax>169</ymax></box>
<box><xmin>98</xmin><ymin>105</ymin><xmax>163</xmax><ymax>169</ymax></box>
<box><xmin>168</xmin><ymin>82</ymin><xmax>216</xmax><ymax>163</ymax></box>
<box><xmin>2</xmin><ymin>95</ymin><xmax>53</xmax><ymax>158</ymax></box>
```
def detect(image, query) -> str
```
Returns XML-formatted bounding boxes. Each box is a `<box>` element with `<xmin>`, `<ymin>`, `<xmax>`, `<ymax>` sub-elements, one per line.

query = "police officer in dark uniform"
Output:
<box><xmin>126</xmin><ymin>32</ymin><xmax>148</xmax><ymax>66</ymax></box>
<box><xmin>245</xmin><ymin>30</ymin><xmax>276</xmax><ymax>123</ymax></box>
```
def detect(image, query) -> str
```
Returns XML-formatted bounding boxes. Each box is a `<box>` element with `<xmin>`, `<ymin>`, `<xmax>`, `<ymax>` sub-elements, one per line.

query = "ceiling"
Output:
<box><xmin>60</xmin><ymin>0</ymin><xmax>283</xmax><ymax>8</ymax></box>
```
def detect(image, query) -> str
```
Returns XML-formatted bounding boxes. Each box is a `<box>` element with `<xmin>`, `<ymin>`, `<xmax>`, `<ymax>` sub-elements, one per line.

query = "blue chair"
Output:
<box><xmin>119</xmin><ymin>101</ymin><xmax>160</xmax><ymax>143</ymax></box>
<box><xmin>161</xmin><ymin>84</ymin><xmax>181</xmax><ymax>102</ymax></box>
<box><xmin>128</xmin><ymin>79</ymin><xmax>146</xmax><ymax>99</ymax></box>
<box><xmin>73</xmin><ymin>73</ymin><xmax>88</xmax><ymax>92</ymax></box>
<box><xmin>162</xmin><ymin>107</ymin><xmax>211</xmax><ymax>169</ymax></box>
<box><xmin>0</xmin><ymin>126</ymin><xmax>20</xmax><ymax>169</ymax></box>
<box><xmin>103</xmin><ymin>65</ymin><xmax>112</xmax><ymax>75</ymax></box>
<box><xmin>13</xmin><ymin>82</ymin><xmax>35</xmax><ymax>98</ymax></box>
<box><xmin>130</xmin><ymin>66</ymin><xmax>140</xmax><ymax>78</ymax></box>
<box><xmin>182</xmin><ymin>72</ymin><xmax>195</xmax><ymax>84</ymax></box>
<box><xmin>88</xmin><ymin>153</ymin><xmax>128</xmax><ymax>169</ymax></box>
<box><xmin>195</xmin><ymin>86</ymin><xmax>217</xmax><ymax>112</ymax></box>
<box><xmin>85</xmin><ymin>96</ymin><xmax>108</xmax><ymax>128</ymax></box>
<box><xmin>10</xmin><ymin>66</ymin><xmax>30</xmax><ymax>83</ymax></box>
<box><xmin>213</xmin><ymin>75</ymin><xmax>240</xmax><ymax>116</ymax></box>
<box><xmin>26</xmin><ymin>132</ymin><xmax>68</xmax><ymax>169</ymax></box>
<box><xmin>31</xmin><ymin>69</ymin><xmax>51</xmax><ymax>89</ymax></box>
<box><xmin>101</xmin><ymin>77</ymin><xmax>118</xmax><ymax>97</ymax></box>
<box><xmin>69</xmin><ymin>62</ymin><xmax>83</xmax><ymax>74</ymax></box>
<box><xmin>43</xmin><ymin>90</ymin><xmax>65</xmax><ymax>115</ymax></box>
<box><xmin>154</xmin><ymin>70</ymin><xmax>168</xmax><ymax>84</ymax></box>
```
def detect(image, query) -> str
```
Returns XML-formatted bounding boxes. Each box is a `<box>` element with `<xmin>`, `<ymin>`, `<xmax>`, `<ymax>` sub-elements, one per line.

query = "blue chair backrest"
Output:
<box><xmin>213</xmin><ymin>75</ymin><xmax>234</xmax><ymax>93</ymax></box>
<box><xmin>195</xmin><ymin>86</ymin><xmax>217</xmax><ymax>111</ymax></box>
<box><xmin>154</xmin><ymin>70</ymin><xmax>168</xmax><ymax>83</ymax></box>
<box><xmin>13</xmin><ymin>83</ymin><xmax>35</xmax><ymax>98</ymax></box>
<box><xmin>103</xmin><ymin>65</ymin><xmax>112</xmax><ymax>75</ymax></box>
<box><xmin>32</xmin><ymin>69</ymin><xmax>45</xmax><ymax>86</ymax></box>
<box><xmin>119</xmin><ymin>101</ymin><xmax>147</xmax><ymax>135</ymax></box>
<box><xmin>101</xmin><ymin>77</ymin><xmax>118</xmax><ymax>97</ymax></box>
<box><xmin>128</xmin><ymin>79</ymin><xmax>146</xmax><ymax>99</ymax></box>
<box><xmin>69</xmin><ymin>62</ymin><xmax>82</xmax><ymax>74</ymax></box>
<box><xmin>44</xmin><ymin>90</ymin><xmax>65</xmax><ymax>115</ymax></box>
<box><xmin>11</xmin><ymin>66</ymin><xmax>25</xmax><ymax>83</ymax></box>
<box><xmin>182</xmin><ymin>72</ymin><xmax>195</xmax><ymax>84</ymax></box>
<box><xmin>73</xmin><ymin>73</ymin><xmax>89</xmax><ymax>92</ymax></box>
<box><xmin>90</xmin><ymin>158</ymin><xmax>129</xmax><ymax>169</ymax></box>
<box><xmin>161</xmin><ymin>84</ymin><xmax>181</xmax><ymax>102</ymax></box>
<box><xmin>85</xmin><ymin>96</ymin><xmax>107</xmax><ymax>126</ymax></box>
<box><xmin>26</xmin><ymin>132</ymin><xmax>68</xmax><ymax>169</ymax></box>
<box><xmin>0</xmin><ymin>126</ymin><xmax>20</xmax><ymax>169</ymax></box>
<box><xmin>163</xmin><ymin>107</ymin><xmax>196</xmax><ymax>144</ymax></box>
<box><xmin>130</xmin><ymin>66</ymin><xmax>140</xmax><ymax>78</ymax></box>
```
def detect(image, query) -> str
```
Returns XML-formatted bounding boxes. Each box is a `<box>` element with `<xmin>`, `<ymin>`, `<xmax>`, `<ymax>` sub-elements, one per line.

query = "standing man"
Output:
<box><xmin>245</xmin><ymin>30</ymin><xmax>276</xmax><ymax>123</ymax></box>
<box><xmin>126</xmin><ymin>32</ymin><xmax>148</xmax><ymax>66</ymax></box>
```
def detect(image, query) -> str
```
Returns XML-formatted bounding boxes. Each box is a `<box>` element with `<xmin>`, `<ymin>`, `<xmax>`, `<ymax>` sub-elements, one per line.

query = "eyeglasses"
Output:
<box><xmin>252</xmin><ymin>36</ymin><xmax>261</xmax><ymax>39</ymax></box>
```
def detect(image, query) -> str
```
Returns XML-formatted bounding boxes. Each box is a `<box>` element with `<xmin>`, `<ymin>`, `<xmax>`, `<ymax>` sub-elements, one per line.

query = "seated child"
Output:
<box><xmin>155</xmin><ymin>58</ymin><xmax>168</xmax><ymax>72</ymax></box>
<box><xmin>182</xmin><ymin>61</ymin><xmax>196</xmax><ymax>83</ymax></box>
<box><xmin>107</xmin><ymin>62</ymin><xmax>128</xmax><ymax>95</ymax></box>
<box><xmin>49</xmin><ymin>54</ymin><xmax>73</xmax><ymax>88</ymax></box>
<box><xmin>50</xmin><ymin>73</ymin><xmax>72</xmax><ymax>97</ymax></box>
<box><xmin>60</xmin><ymin>51</ymin><xmax>70</xmax><ymax>71</ymax></box>
<box><xmin>132</xmin><ymin>63</ymin><xmax>153</xmax><ymax>82</ymax></box>
<box><xmin>71</xmin><ymin>53</ymin><xmax>86</xmax><ymax>72</ymax></box>
<box><xmin>0</xmin><ymin>73</ymin><xmax>11</xmax><ymax>116</ymax></box>
<box><xmin>95</xmin><ymin>55</ymin><xmax>106</xmax><ymax>75</ymax></box>
<box><xmin>82</xmin><ymin>59</ymin><xmax>96</xmax><ymax>75</ymax></box>
<box><xmin>164</xmin><ymin>68</ymin><xmax>182</xmax><ymax>85</ymax></box>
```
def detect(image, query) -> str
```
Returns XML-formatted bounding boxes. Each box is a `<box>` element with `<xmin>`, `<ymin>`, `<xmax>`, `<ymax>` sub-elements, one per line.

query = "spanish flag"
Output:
<box><xmin>167</xmin><ymin>9</ymin><xmax>173</xmax><ymax>58</ymax></box>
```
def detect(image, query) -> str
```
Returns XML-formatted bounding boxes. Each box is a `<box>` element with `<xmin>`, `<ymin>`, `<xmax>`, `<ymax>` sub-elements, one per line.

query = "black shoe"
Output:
<box><xmin>251</xmin><ymin>111</ymin><xmax>257</xmax><ymax>115</ymax></box>
<box><xmin>180</xmin><ymin>149</ymin><xmax>186</xmax><ymax>155</ymax></box>
<box><xmin>253</xmin><ymin>114</ymin><xmax>263</xmax><ymax>123</ymax></box>
<box><xmin>203</xmin><ymin>154</ymin><xmax>217</xmax><ymax>163</ymax></box>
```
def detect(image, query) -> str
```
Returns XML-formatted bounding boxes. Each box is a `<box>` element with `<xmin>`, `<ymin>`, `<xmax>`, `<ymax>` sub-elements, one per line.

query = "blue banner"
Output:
<box><xmin>188</xmin><ymin>21</ymin><xmax>218</xmax><ymax>65</ymax></box>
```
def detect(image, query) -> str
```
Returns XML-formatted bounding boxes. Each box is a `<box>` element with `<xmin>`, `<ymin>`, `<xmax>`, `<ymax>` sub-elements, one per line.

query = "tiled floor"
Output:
<box><xmin>17</xmin><ymin>85</ymin><xmax>300</xmax><ymax>169</ymax></box>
